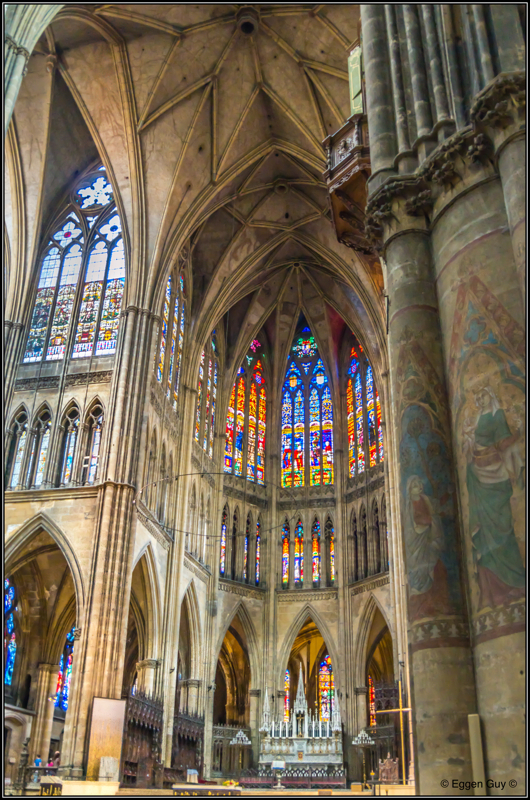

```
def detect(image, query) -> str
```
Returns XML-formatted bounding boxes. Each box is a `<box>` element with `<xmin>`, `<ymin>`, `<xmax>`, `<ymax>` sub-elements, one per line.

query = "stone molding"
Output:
<box><xmin>345</xmin><ymin>474</ymin><xmax>385</xmax><ymax>503</ymax></box>
<box><xmin>136</xmin><ymin>659</ymin><xmax>159</xmax><ymax>670</ymax></box>
<box><xmin>277</xmin><ymin>497</ymin><xmax>336</xmax><ymax>511</ymax></box>
<box><xmin>183</xmin><ymin>554</ymin><xmax>210</xmax><ymax>583</ymax></box>
<box><xmin>218</xmin><ymin>579</ymin><xmax>265</xmax><ymax>599</ymax></box>
<box><xmin>14</xmin><ymin>370</ymin><xmax>114</xmax><ymax>392</ymax></box>
<box><xmin>136</xmin><ymin>503</ymin><xmax>173</xmax><ymax>551</ymax></box>
<box><xmin>408</xmin><ymin>616</ymin><xmax>470</xmax><ymax>647</ymax></box>
<box><xmin>354</xmin><ymin>687</ymin><xmax>368</xmax><ymax>695</ymax></box>
<box><xmin>190</xmin><ymin>443</ymin><xmax>216</xmax><ymax>486</ymax></box>
<box><xmin>472</xmin><ymin>600</ymin><xmax>525</xmax><ymax>644</ymax></box>
<box><xmin>349</xmin><ymin>573</ymin><xmax>389</xmax><ymax>596</ymax></box>
<box><xmin>276</xmin><ymin>588</ymin><xmax>338</xmax><ymax>602</ymax></box>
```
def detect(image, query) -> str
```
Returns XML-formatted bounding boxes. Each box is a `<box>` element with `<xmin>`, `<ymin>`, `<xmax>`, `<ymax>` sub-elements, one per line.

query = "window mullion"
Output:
<box><xmin>90</xmin><ymin>247</ymin><xmax>111</xmax><ymax>358</ymax></box>
<box><xmin>39</xmin><ymin>248</ymin><xmax>66</xmax><ymax>363</ymax></box>
<box><xmin>65</xmin><ymin>245</ymin><xmax>90</xmax><ymax>362</ymax></box>
<box><xmin>165</xmin><ymin>280</ymin><xmax>177</xmax><ymax>390</ymax></box>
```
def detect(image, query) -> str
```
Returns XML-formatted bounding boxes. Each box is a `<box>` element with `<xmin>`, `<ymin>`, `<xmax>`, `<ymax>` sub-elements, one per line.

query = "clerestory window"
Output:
<box><xmin>194</xmin><ymin>331</ymin><xmax>218</xmax><ymax>458</ymax></box>
<box><xmin>346</xmin><ymin>344</ymin><xmax>384</xmax><ymax>476</ymax></box>
<box><xmin>155</xmin><ymin>271</ymin><xmax>186</xmax><ymax>409</ymax></box>
<box><xmin>23</xmin><ymin>167</ymin><xmax>126</xmax><ymax>364</ymax></box>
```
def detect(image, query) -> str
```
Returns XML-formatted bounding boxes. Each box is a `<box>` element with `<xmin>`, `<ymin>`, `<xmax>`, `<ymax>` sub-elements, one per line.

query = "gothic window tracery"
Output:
<box><xmin>23</xmin><ymin>168</ymin><xmax>126</xmax><ymax>364</ymax></box>
<box><xmin>58</xmin><ymin>405</ymin><xmax>80</xmax><ymax>486</ymax></box>
<box><xmin>281</xmin><ymin>323</ymin><xmax>334</xmax><ymax>488</ymax></box>
<box><xmin>4</xmin><ymin>578</ymin><xmax>17</xmax><ymax>685</ymax></box>
<box><xmin>312</xmin><ymin>518</ymin><xmax>321</xmax><ymax>586</ymax></box>
<box><xmin>55</xmin><ymin>625</ymin><xmax>76</xmax><ymax>712</ymax></box>
<box><xmin>26</xmin><ymin>407</ymin><xmax>52</xmax><ymax>489</ymax></box>
<box><xmin>325</xmin><ymin>516</ymin><xmax>335</xmax><ymax>585</ymax></box>
<box><xmin>219</xmin><ymin>504</ymin><xmax>228</xmax><ymax>576</ymax></box>
<box><xmin>82</xmin><ymin>402</ymin><xmax>104</xmax><ymax>485</ymax></box>
<box><xmin>294</xmin><ymin>519</ymin><xmax>304</xmax><ymax>586</ymax></box>
<box><xmin>195</xmin><ymin>331</ymin><xmax>218</xmax><ymax>458</ymax></box>
<box><xmin>346</xmin><ymin>345</ymin><xmax>384</xmax><ymax>477</ymax></box>
<box><xmin>5</xmin><ymin>409</ymin><xmax>28</xmax><ymax>489</ymax></box>
<box><xmin>255</xmin><ymin>518</ymin><xmax>261</xmax><ymax>586</ymax></box>
<box><xmin>318</xmin><ymin>654</ymin><xmax>334</xmax><ymax>722</ymax></box>
<box><xmin>224</xmin><ymin>346</ymin><xmax>266</xmax><ymax>485</ymax></box>
<box><xmin>282</xmin><ymin>520</ymin><xmax>290</xmax><ymax>586</ymax></box>
<box><xmin>156</xmin><ymin>272</ymin><xmax>186</xmax><ymax>409</ymax></box>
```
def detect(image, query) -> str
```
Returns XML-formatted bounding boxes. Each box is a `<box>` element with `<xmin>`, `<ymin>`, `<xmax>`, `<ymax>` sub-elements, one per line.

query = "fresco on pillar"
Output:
<box><xmin>450</xmin><ymin>275</ymin><xmax>525</xmax><ymax>641</ymax></box>
<box><xmin>396</xmin><ymin>328</ymin><xmax>463</xmax><ymax>627</ymax></box>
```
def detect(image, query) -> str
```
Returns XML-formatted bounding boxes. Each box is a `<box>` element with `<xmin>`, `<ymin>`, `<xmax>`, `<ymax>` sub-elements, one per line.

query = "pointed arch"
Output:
<box><xmin>5</xmin><ymin>512</ymin><xmax>85</xmax><ymax>624</ymax></box>
<box><xmin>277</xmin><ymin>604</ymin><xmax>339</xmax><ymax>691</ymax></box>
<box><xmin>5</xmin><ymin>404</ymin><xmax>30</xmax><ymax>489</ymax></box>
<box><xmin>131</xmin><ymin>541</ymin><xmax>162</xmax><ymax>659</ymax></box>
<box><xmin>354</xmin><ymin>593</ymin><xmax>395</xmax><ymax>687</ymax></box>
<box><xmin>181</xmin><ymin>579</ymin><xmax>202</xmax><ymax>679</ymax></box>
<box><xmin>214</xmin><ymin>600</ymin><xmax>261</xmax><ymax>690</ymax></box>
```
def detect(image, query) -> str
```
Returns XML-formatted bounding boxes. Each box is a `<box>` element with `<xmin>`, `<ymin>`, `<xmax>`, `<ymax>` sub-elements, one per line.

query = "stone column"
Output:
<box><xmin>136</xmin><ymin>659</ymin><xmax>158</xmax><ymax>695</ymax></box>
<box><xmin>428</xmin><ymin>127</ymin><xmax>526</xmax><ymax>795</ymax></box>
<box><xmin>249</xmin><ymin>689</ymin><xmax>260</xmax><ymax>768</ymax></box>
<box><xmin>366</xmin><ymin>182</ymin><xmax>476</xmax><ymax>794</ymax></box>
<box><xmin>471</xmin><ymin>73</ymin><xmax>526</xmax><ymax>305</ymax></box>
<box><xmin>187</xmin><ymin>679</ymin><xmax>200</xmax><ymax>716</ymax></box>
<box><xmin>29</xmin><ymin>663</ymin><xmax>60</xmax><ymax>764</ymax></box>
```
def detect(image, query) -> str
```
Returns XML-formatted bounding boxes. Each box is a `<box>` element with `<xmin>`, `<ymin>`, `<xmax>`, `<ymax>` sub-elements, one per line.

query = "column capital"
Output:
<box><xmin>136</xmin><ymin>658</ymin><xmax>159</xmax><ymax>670</ymax></box>
<box><xmin>354</xmin><ymin>686</ymin><xmax>368</xmax><ymax>696</ymax></box>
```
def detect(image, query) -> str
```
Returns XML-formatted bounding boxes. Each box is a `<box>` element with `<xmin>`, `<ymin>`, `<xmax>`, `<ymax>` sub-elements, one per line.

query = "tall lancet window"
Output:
<box><xmin>224</xmin><ymin>342</ymin><xmax>266</xmax><ymax>484</ymax></box>
<box><xmin>318</xmin><ymin>654</ymin><xmax>334</xmax><ymax>722</ymax></box>
<box><xmin>312</xmin><ymin>518</ymin><xmax>321</xmax><ymax>586</ymax></box>
<box><xmin>284</xmin><ymin>669</ymin><xmax>290</xmax><ymax>721</ymax></box>
<box><xmin>194</xmin><ymin>331</ymin><xmax>218</xmax><ymax>457</ymax></box>
<box><xmin>346</xmin><ymin>344</ymin><xmax>384</xmax><ymax>477</ymax></box>
<box><xmin>55</xmin><ymin>625</ymin><xmax>76</xmax><ymax>711</ymax></box>
<box><xmin>281</xmin><ymin>321</ymin><xmax>334</xmax><ymax>488</ymax></box>
<box><xmin>156</xmin><ymin>272</ymin><xmax>186</xmax><ymax>409</ymax></box>
<box><xmin>23</xmin><ymin>168</ymin><xmax>126</xmax><ymax>364</ymax></box>
<box><xmin>282</xmin><ymin>520</ymin><xmax>290</xmax><ymax>586</ymax></box>
<box><xmin>4</xmin><ymin>578</ymin><xmax>17</xmax><ymax>685</ymax></box>
<box><xmin>219</xmin><ymin>505</ymin><xmax>228</xmax><ymax>576</ymax></box>
<box><xmin>294</xmin><ymin>520</ymin><xmax>304</xmax><ymax>586</ymax></box>
<box><xmin>255</xmin><ymin>519</ymin><xmax>261</xmax><ymax>586</ymax></box>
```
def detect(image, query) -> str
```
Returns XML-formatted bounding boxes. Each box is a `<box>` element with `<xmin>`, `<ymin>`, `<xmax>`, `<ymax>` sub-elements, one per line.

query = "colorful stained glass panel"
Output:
<box><xmin>247</xmin><ymin>382</ymin><xmax>257</xmax><ymax>480</ymax></box>
<box><xmin>257</xmin><ymin>388</ymin><xmax>266</xmax><ymax>485</ymax></box>
<box><xmin>23</xmin><ymin>249</ymin><xmax>61</xmax><ymax>362</ymax></box>
<box><xmin>234</xmin><ymin>376</ymin><xmax>245</xmax><ymax>476</ymax></box>
<box><xmin>46</xmin><ymin>245</ymin><xmax>83</xmax><ymax>360</ymax></box>
<box><xmin>72</xmin><ymin>241</ymin><xmax>107</xmax><ymax>358</ymax></box>
<box><xmin>281</xmin><ymin>391</ymin><xmax>293</xmax><ymax>487</ymax></box>
<box><xmin>309</xmin><ymin>388</ymin><xmax>321</xmax><ymax>486</ymax></box>
<box><xmin>322</xmin><ymin>386</ymin><xmax>334</xmax><ymax>485</ymax></box>
<box><xmin>96</xmin><ymin>240</ymin><xmax>125</xmax><ymax>356</ymax></box>
<box><xmin>224</xmin><ymin>383</ymin><xmax>236</xmax><ymax>473</ymax></box>
<box><xmin>293</xmin><ymin>390</ymin><xmax>305</xmax><ymax>487</ymax></box>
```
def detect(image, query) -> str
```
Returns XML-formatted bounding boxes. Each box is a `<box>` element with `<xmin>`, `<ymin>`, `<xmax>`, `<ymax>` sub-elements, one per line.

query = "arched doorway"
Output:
<box><xmin>211</xmin><ymin>615</ymin><xmax>252</xmax><ymax>778</ymax></box>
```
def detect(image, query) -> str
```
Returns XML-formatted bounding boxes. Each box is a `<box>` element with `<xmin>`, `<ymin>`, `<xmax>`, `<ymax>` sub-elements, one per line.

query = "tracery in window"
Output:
<box><xmin>24</xmin><ymin>169</ymin><xmax>126</xmax><ymax>364</ymax></box>
<box><xmin>5</xmin><ymin>409</ymin><xmax>28</xmax><ymax>489</ymax></box>
<box><xmin>255</xmin><ymin>519</ymin><xmax>261</xmax><ymax>586</ymax></box>
<box><xmin>281</xmin><ymin>321</ymin><xmax>333</xmax><ymax>488</ymax></box>
<box><xmin>294</xmin><ymin>520</ymin><xmax>304</xmax><ymax>586</ymax></box>
<box><xmin>224</xmin><ymin>349</ymin><xmax>266</xmax><ymax>484</ymax></box>
<box><xmin>4</xmin><ymin>578</ymin><xmax>16</xmax><ymax>685</ymax></box>
<box><xmin>284</xmin><ymin>669</ymin><xmax>290</xmax><ymax>721</ymax></box>
<box><xmin>195</xmin><ymin>332</ymin><xmax>218</xmax><ymax>457</ymax></box>
<box><xmin>312</xmin><ymin>519</ymin><xmax>321</xmax><ymax>586</ymax></box>
<box><xmin>346</xmin><ymin>345</ymin><xmax>384</xmax><ymax>477</ymax></box>
<box><xmin>220</xmin><ymin>505</ymin><xmax>228</xmax><ymax>576</ymax></box>
<box><xmin>55</xmin><ymin>625</ymin><xmax>76</xmax><ymax>711</ymax></box>
<box><xmin>282</xmin><ymin>520</ymin><xmax>290</xmax><ymax>586</ymax></box>
<box><xmin>243</xmin><ymin>515</ymin><xmax>250</xmax><ymax>582</ymax></box>
<box><xmin>368</xmin><ymin>674</ymin><xmax>376</xmax><ymax>726</ymax></box>
<box><xmin>326</xmin><ymin>517</ymin><xmax>335</xmax><ymax>584</ymax></box>
<box><xmin>26</xmin><ymin>408</ymin><xmax>52</xmax><ymax>489</ymax></box>
<box><xmin>59</xmin><ymin>406</ymin><xmax>80</xmax><ymax>486</ymax></box>
<box><xmin>156</xmin><ymin>272</ymin><xmax>186</xmax><ymax>409</ymax></box>
<box><xmin>82</xmin><ymin>403</ymin><xmax>103</xmax><ymax>485</ymax></box>
<box><xmin>318</xmin><ymin>654</ymin><xmax>334</xmax><ymax>722</ymax></box>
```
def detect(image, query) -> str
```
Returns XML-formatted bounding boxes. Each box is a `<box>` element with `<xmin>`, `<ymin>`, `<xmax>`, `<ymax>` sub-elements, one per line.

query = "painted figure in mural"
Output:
<box><xmin>463</xmin><ymin>385</ymin><xmax>525</xmax><ymax>610</ymax></box>
<box><xmin>404</xmin><ymin>475</ymin><xmax>452</xmax><ymax>620</ymax></box>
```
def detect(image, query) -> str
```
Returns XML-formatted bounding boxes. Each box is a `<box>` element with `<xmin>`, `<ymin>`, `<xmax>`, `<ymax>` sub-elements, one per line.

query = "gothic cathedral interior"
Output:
<box><xmin>4</xmin><ymin>4</ymin><xmax>525</xmax><ymax>797</ymax></box>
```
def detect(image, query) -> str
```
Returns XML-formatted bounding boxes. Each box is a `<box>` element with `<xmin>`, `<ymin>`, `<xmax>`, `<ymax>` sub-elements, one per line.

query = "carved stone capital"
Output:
<box><xmin>471</xmin><ymin>72</ymin><xmax>526</xmax><ymax>132</ymax></box>
<box><xmin>354</xmin><ymin>686</ymin><xmax>368</xmax><ymax>696</ymax></box>
<box><xmin>136</xmin><ymin>658</ymin><xmax>159</xmax><ymax>670</ymax></box>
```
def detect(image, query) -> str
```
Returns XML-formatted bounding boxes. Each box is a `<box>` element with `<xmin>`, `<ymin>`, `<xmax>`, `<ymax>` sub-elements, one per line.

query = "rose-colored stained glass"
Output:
<box><xmin>234</xmin><ymin>376</ymin><xmax>245</xmax><ymax>476</ymax></box>
<box><xmin>243</xmin><ymin>517</ymin><xmax>250</xmax><ymax>581</ymax></box>
<box><xmin>366</xmin><ymin>366</ymin><xmax>377</xmax><ymax>468</ymax></box>
<box><xmin>368</xmin><ymin>674</ymin><xmax>376</xmax><ymax>726</ymax></box>
<box><xmin>293</xmin><ymin>390</ymin><xmax>304</xmax><ymax>487</ymax></box>
<box><xmin>257</xmin><ymin>387</ymin><xmax>266</xmax><ymax>485</ymax></box>
<box><xmin>247</xmin><ymin>382</ymin><xmax>257</xmax><ymax>480</ymax></box>
<box><xmin>281</xmin><ymin>390</ymin><xmax>293</xmax><ymax>488</ymax></box>
<box><xmin>220</xmin><ymin>506</ymin><xmax>227</xmax><ymax>575</ymax></box>
<box><xmin>318</xmin><ymin>655</ymin><xmax>334</xmax><ymax>722</ymax></box>
<box><xmin>255</xmin><ymin>520</ymin><xmax>261</xmax><ymax>585</ymax></box>
<box><xmin>174</xmin><ymin>301</ymin><xmax>185</xmax><ymax>407</ymax></box>
<box><xmin>294</xmin><ymin>520</ymin><xmax>303</xmax><ymax>584</ymax></box>
<box><xmin>195</xmin><ymin>350</ymin><xmax>204</xmax><ymax>441</ymax></box>
<box><xmin>347</xmin><ymin>379</ymin><xmax>355</xmax><ymax>477</ymax></box>
<box><xmin>158</xmin><ymin>277</ymin><xmax>171</xmax><ymax>382</ymax></box>
<box><xmin>376</xmin><ymin>389</ymin><xmax>384</xmax><ymax>462</ymax></box>
<box><xmin>224</xmin><ymin>383</ymin><xmax>236</xmax><ymax>472</ymax></box>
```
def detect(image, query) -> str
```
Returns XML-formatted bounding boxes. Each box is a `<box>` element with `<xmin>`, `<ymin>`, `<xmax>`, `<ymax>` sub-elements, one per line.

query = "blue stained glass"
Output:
<box><xmin>4</xmin><ymin>585</ymin><xmax>14</xmax><ymax>614</ymax></box>
<box><xmin>5</xmin><ymin>632</ymin><xmax>16</xmax><ymax>685</ymax></box>
<box><xmin>53</xmin><ymin>219</ymin><xmax>82</xmax><ymax>247</ymax></box>
<box><xmin>310</xmin><ymin>358</ymin><xmax>328</xmax><ymax>387</ymax></box>
<box><xmin>300</xmin><ymin>362</ymin><xmax>312</xmax><ymax>374</ymax></box>
<box><xmin>286</xmin><ymin>361</ymin><xmax>302</xmax><ymax>390</ymax></box>
<box><xmin>281</xmin><ymin>390</ymin><xmax>293</xmax><ymax>487</ymax></box>
<box><xmin>55</xmin><ymin>625</ymin><xmax>75</xmax><ymax>710</ymax></box>
<box><xmin>6</xmin><ymin>614</ymin><xmax>14</xmax><ymax>635</ymax></box>
<box><xmin>4</xmin><ymin>579</ymin><xmax>17</xmax><ymax>685</ymax></box>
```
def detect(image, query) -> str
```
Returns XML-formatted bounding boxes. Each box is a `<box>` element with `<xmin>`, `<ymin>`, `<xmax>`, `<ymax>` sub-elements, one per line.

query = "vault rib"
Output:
<box><xmin>140</xmin><ymin>73</ymin><xmax>212</xmax><ymax>132</ymax></box>
<box><xmin>137</xmin><ymin>37</ymin><xmax>181</xmax><ymax>130</ymax></box>
<box><xmin>95</xmin><ymin>6</ymin><xmax>183</xmax><ymax>36</ymax></box>
<box><xmin>305</xmin><ymin>68</ymin><xmax>344</xmax><ymax>127</ymax></box>
<box><xmin>216</xmin><ymin>85</ymin><xmax>260</xmax><ymax>176</ymax></box>
<box><xmin>262</xmin><ymin>83</ymin><xmax>323</xmax><ymax>154</ymax></box>
<box><xmin>315</xmin><ymin>11</ymin><xmax>353</xmax><ymax>49</ymax></box>
<box><xmin>301</xmin><ymin>68</ymin><xmax>327</xmax><ymax>141</ymax></box>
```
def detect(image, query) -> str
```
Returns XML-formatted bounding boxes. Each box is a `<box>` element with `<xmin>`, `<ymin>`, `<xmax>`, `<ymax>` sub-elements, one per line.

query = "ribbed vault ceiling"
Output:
<box><xmin>9</xmin><ymin>4</ymin><xmax>387</xmax><ymax>383</ymax></box>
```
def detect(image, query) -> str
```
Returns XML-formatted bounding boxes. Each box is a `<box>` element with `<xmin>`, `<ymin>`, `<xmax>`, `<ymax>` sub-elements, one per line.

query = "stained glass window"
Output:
<box><xmin>224</xmin><ymin>352</ymin><xmax>266</xmax><ymax>484</ymax></box>
<box><xmin>326</xmin><ymin>517</ymin><xmax>335</xmax><ymax>584</ymax></box>
<box><xmin>318</xmin><ymin>655</ymin><xmax>334</xmax><ymax>722</ymax></box>
<box><xmin>346</xmin><ymin>344</ymin><xmax>384</xmax><ymax>477</ymax></box>
<box><xmin>220</xmin><ymin>506</ymin><xmax>228</xmax><ymax>575</ymax></box>
<box><xmin>4</xmin><ymin>578</ymin><xmax>16</xmax><ymax>685</ymax></box>
<box><xmin>243</xmin><ymin>516</ymin><xmax>250</xmax><ymax>582</ymax></box>
<box><xmin>312</xmin><ymin>519</ymin><xmax>321</xmax><ymax>585</ymax></box>
<box><xmin>368</xmin><ymin>674</ymin><xmax>376</xmax><ymax>726</ymax></box>
<box><xmin>25</xmin><ymin>409</ymin><xmax>52</xmax><ymax>489</ymax></box>
<box><xmin>24</xmin><ymin>168</ymin><xmax>127</xmax><ymax>364</ymax></box>
<box><xmin>82</xmin><ymin>404</ymin><xmax>103</xmax><ymax>485</ymax></box>
<box><xmin>158</xmin><ymin>278</ymin><xmax>171</xmax><ymax>382</ymax></box>
<box><xmin>294</xmin><ymin>520</ymin><xmax>303</xmax><ymax>585</ymax></box>
<box><xmin>60</xmin><ymin>407</ymin><xmax>79</xmax><ymax>485</ymax></box>
<box><xmin>281</xmin><ymin>319</ymin><xmax>333</xmax><ymax>488</ymax></box>
<box><xmin>195</xmin><ymin>332</ymin><xmax>218</xmax><ymax>456</ymax></box>
<box><xmin>55</xmin><ymin>625</ymin><xmax>76</xmax><ymax>711</ymax></box>
<box><xmin>156</xmin><ymin>270</ymin><xmax>186</xmax><ymax>409</ymax></box>
<box><xmin>282</xmin><ymin>521</ymin><xmax>290</xmax><ymax>586</ymax></box>
<box><xmin>255</xmin><ymin>520</ymin><xmax>261</xmax><ymax>586</ymax></box>
<box><xmin>284</xmin><ymin>669</ymin><xmax>290</xmax><ymax>721</ymax></box>
<box><xmin>6</xmin><ymin>410</ymin><xmax>28</xmax><ymax>490</ymax></box>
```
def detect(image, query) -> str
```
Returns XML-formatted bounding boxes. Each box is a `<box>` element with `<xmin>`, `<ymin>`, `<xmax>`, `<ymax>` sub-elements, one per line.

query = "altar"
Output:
<box><xmin>258</xmin><ymin>666</ymin><xmax>344</xmax><ymax>769</ymax></box>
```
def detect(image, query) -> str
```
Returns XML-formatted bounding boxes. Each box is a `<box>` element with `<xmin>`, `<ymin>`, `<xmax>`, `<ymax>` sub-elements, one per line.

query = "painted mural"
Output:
<box><xmin>396</xmin><ymin>329</ymin><xmax>462</xmax><ymax>623</ymax></box>
<box><xmin>450</xmin><ymin>276</ymin><xmax>525</xmax><ymax>626</ymax></box>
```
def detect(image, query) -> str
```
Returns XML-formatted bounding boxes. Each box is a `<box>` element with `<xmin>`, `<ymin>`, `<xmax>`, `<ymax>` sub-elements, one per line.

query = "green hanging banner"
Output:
<box><xmin>348</xmin><ymin>46</ymin><xmax>363</xmax><ymax>115</ymax></box>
